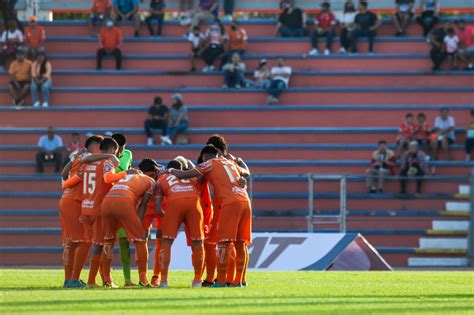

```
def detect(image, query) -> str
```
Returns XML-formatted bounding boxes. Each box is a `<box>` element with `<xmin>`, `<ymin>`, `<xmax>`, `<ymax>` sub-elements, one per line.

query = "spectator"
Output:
<box><xmin>309</xmin><ymin>2</ymin><xmax>336</xmax><ymax>56</ymax></box>
<box><xmin>96</xmin><ymin>19</ymin><xmax>123</xmax><ymax>70</ymax></box>
<box><xmin>190</xmin><ymin>0</ymin><xmax>219</xmax><ymax>30</ymax></box>
<box><xmin>224</xmin><ymin>21</ymin><xmax>248</xmax><ymax>60</ymax></box>
<box><xmin>112</xmin><ymin>0</ymin><xmax>141</xmax><ymax>37</ymax></box>
<box><xmin>145</xmin><ymin>96</ymin><xmax>170</xmax><ymax>146</ymax></box>
<box><xmin>88</xmin><ymin>0</ymin><xmax>112</xmax><ymax>37</ymax></box>
<box><xmin>351</xmin><ymin>2</ymin><xmax>380</xmax><ymax>54</ymax></box>
<box><xmin>223</xmin><ymin>0</ymin><xmax>234</xmax><ymax>21</ymax></box>
<box><xmin>400</xmin><ymin>141</ymin><xmax>428</xmax><ymax>195</ymax></box>
<box><xmin>24</xmin><ymin>16</ymin><xmax>46</xmax><ymax>60</ymax></box>
<box><xmin>7</xmin><ymin>49</ymin><xmax>31</xmax><ymax>106</ymax></box>
<box><xmin>254</xmin><ymin>58</ymin><xmax>271</xmax><ymax>88</ymax></box>
<box><xmin>396</xmin><ymin>113</ymin><xmax>416</xmax><ymax>157</ymax></box>
<box><xmin>466</xmin><ymin>110</ymin><xmax>474</xmax><ymax>161</ymax></box>
<box><xmin>179</xmin><ymin>0</ymin><xmax>194</xmax><ymax>22</ymax></box>
<box><xmin>145</xmin><ymin>0</ymin><xmax>165</xmax><ymax>37</ymax></box>
<box><xmin>414</xmin><ymin>112</ymin><xmax>431</xmax><ymax>151</ymax></box>
<box><xmin>393</xmin><ymin>0</ymin><xmax>414</xmax><ymax>36</ymax></box>
<box><xmin>444</xmin><ymin>27</ymin><xmax>459</xmax><ymax>70</ymax></box>
<box><xmin>456</xmin><ymin>19</ymin><xmax>474</xmax><ymax>70</ymax></box>
<box><xmin>275</xmin><ymin>0</ymin><xmax>306</xmax><ymax>37</ymax></box>
<box><xmin>167</xmin><ymin>94</ymin><xmax>189</xmax><ymax>143</ymax></box>
<box><xmin>0</xmin><ymin>20</ymin><xmax>23</xmax><ymax>69</ymax></box>
<box><xmin>36</xmin><ymin>126</ymin><xmax>64</xmax><ymax>173</ymax></box>
<box><xmin>201</xmin><ymin>19</ymin><xmax>225</xmax><ymax>72</ymax></box>
<box><xmin>223</xmin><ymin>52</ymin><xmax>245</xmax><ymax>88</ymax></box>
<box><xmin>432</xmin><ymin>107</ymin><xmax>456</xmax><ymax>161</ymax></box>
<box><xmin>366</xmin><ymin>140</ymin><xmax>396</xmax><ymax>193</ymax></box>
<box><xmin>266</xmin><ymin>57</ymin><xmax>292</xmax><ymax>105</ymax></box>
<box><xmin>430</xmin><ymin>20</ymin><xmax>448</xmax><ymax>71</ymax></box>
<box><xmin>64</xmin><ymin>132</ymin><xmax>81</xmax><ymax>166</ymax></box>
<box><xmin>416</xmin><ymin>0</ymin><xmax>439</xmax><ymax>37</ymax></box>
<box><xmin>1</xmin><ymin>0</ymin><xmax>22</xmax><ymax>32</ymax></box>
<box><xmin>186</xmin><ymin>25</ymin><xmax>205</xmax><ymax>72</ymax></box>
<box><xmin>339</xmin><ymin>0</ymin><xmax>358</xmax><ymax>54</ymax></box>
<box><xmin>31</xmin><ymin>53</ymin><xmax>52</xmax><ymax>108</ymax></box>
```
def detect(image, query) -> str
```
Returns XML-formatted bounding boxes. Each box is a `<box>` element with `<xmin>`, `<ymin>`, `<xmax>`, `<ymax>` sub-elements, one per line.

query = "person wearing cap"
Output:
<box><xmin>253</xmin><ymin>58</ymin><xmax>271</xmax><ymax>88</ymax></box>
<box><xmin>309</xmin><ymin>2</ymin><xmax>336</xmax><ymax>56</ymax></box>
<box><xmin>1</xmin><ymin>20</ymin><xmax>24</xmax><ymax>70</ymax></box>
<box><xmin>24</xmin><ymin>16</ymin><xmax>46</xmax><ymax>60</ymax></box>
<box><xmin>96</xmin><ymin>19</ymin><xmax>123</xmax><ymax>70</ymax></box>
<box><xmin>166</xmin><ymin>94</ymin><xmax>189</xmax><ymax>144</ymax></box>
<box><xmin>400</xmin><ymin>141</ymin><xmax>428</xmax><ymax>195</ymax></box>
<box><xmin>456</xmin><ymin>19</ymin><xmax>474</xmax><ymax>70</ymax></box>
<box><xmin>145</xmin><ymin>96</ymin><xmax>170</xmax><ymax>146</ymax></box>
<box><xmin>7</xmin><ymin>49</ymin><xmax>31</xmax><ymax>106</ymax></box>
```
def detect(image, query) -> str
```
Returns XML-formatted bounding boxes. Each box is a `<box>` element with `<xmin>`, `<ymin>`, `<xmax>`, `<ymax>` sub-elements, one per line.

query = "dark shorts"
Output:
<box><xmin>437</xmin><ymin>138</ymin><xmax>454</xmax><ymax>147</ymax></box>
<box><xmin>396</xmin><ymin>11</ymin><xmax>414</xmax><ymax>22</ymax></box>
<box><xmin>10</xmin><ymin>80</ymin><xmax>29</xmax><ymax>88</ymax></box>
<box><xmin>116</xmin><ymin>13</ymin><xmax>136</xmax><ymax>22</ymax></box>
<box><xmin>192</xmin><ymin>48</ymin><xmax>200</xmax><ymax>57</ymax></box>
<box><xmin>447</xmin><ymin>52</ymin><xmax>458</xmax><ymax>57</ymax></box>
<box><xmin>90</xmin><ymin>14</ymin><xmax>106</xmax><ymax>23</ymax></box>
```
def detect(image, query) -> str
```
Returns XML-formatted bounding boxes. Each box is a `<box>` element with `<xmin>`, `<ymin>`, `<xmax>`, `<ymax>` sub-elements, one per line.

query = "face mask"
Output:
<box><xmin>106</xmin><ymin>21</ymin><xmax>114</xmax><ymax>28</ymax></box>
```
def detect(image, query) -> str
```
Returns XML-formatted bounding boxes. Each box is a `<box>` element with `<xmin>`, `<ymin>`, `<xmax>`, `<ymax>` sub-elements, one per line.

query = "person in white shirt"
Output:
<box><xmin>444</xmin><ymin>28</ymin><xmax>459</xmax><ymax>70</ymax></box>
<box><xmin>254</xmin><ymin>59</ymin><xmax>271</xmax><ymax>88</ymax></box>
<box><xmin>36</xmin><ymin>126</ymin><xmax>64</xmax><ymax>173</ymax></box>
<box><xmin>187</xmin><ymin>25</ymin><xmax>205</xmax><ymax>72</ymax></box>
<box><xmin>339</xmin><ymin>1</ymin><xmax>358</xmax><ymax>53</ymax></box>
<box><xmin>431</xmin><ymin>108</ymin><xmax>456</xmax><ymax>161</ymax></box>
<box><xmin>266</xmin><ymin>57</ymin><xmax>292</xmax><ymax>105</ymax></box>
<box><xmin>0</xmin><ymin>20</ymin><xmax>24</xmax><ymax>69</ymax></box>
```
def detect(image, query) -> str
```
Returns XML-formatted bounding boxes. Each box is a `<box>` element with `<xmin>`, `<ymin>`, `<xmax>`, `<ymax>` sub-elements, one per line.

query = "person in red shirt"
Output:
<box><xmin>96</xmin><ymin>19</ymin><xmax>123</xmax><ymax>70</ymax></box>
<box><xmin>309</xmin><ymin>2</ymin><xmax>336</xmax><ymax>55</ymax></box>
<box><xmin>24</xmin><ymin>16</ymin><xmax>46</xmax><ymax>60</ymax></box>
<box><xmin>414</xmin><ymin>112</ymin><xmax>432</xmax><ymax>152</ymax></box>
<box><xmin>224</xmin><ymin>21</ymin><xmax>247</xmax><ymax>60</ymax></box>
<box><xmin>88</xmin><ymin>0</ymin><xmax>112</xmax><ymax>37</ymax></box>
<box><xmin>397</xmin><ymin>113</ymin><xmax>417</xmax><ymax>157</ymax></box>
<box><xmin>455</xmin><ymin>19</ymin><xmax>474</xmax><ymax>70</ymax></box>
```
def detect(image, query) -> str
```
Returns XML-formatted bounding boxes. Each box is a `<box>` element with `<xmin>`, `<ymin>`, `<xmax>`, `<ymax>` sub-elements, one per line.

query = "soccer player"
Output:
<box><xmin>101</xmin><ymin>158</ymin><xmax>161</xmax><ymax>287</ymax></box>
<box><xmin>155</xmin><ymin>159</ymin><xmax>205</xmax><ymax>288</ymax></box>
<box><xmin>62</xmin><ymin>137</ymin><xmax>133</xmax><ymax>288</ymax></box>
<box><xmin>111</xmin><ymin>133</ymin><xmax>136</xmax><ymax>287</ymax></box>
<box><xmin>59</xmin><ymin>135</ymin><xmax>118</xmax><ymax>288</ymax></box>
<box><xmin>170</xmin><ymin>145</ymin><xmax>251</xmax><ymax>287</ymax></box>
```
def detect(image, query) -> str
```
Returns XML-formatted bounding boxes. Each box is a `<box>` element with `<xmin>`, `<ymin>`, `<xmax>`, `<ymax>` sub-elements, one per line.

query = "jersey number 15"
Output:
<box><xmin>83</xmin><ymin>172</ymin><xmax>96</xmax><ymax>195</ymax></box>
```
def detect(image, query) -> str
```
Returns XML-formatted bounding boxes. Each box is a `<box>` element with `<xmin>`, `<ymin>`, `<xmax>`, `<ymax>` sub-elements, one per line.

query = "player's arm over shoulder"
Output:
<box><xmin>170</xmin><ymin>168</ymin><xmax>202</xmax><ymax>179</ymax></box>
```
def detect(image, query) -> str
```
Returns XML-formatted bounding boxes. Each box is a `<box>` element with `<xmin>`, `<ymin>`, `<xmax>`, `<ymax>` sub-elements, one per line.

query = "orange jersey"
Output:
<box><xmin>196</xmin><ymin>157</ymin><xmax>249</xmax><ymax>206</ymax></box>
<box><xmin>398</xmin><ymin>122</ymin><xmax>417</xmax><ymax>138</ymax></box>
<box><xmin>62</xmin><ymin>156</ymin><xmax>84</xmax><ymax>201</ymax></box>
<box><xmin>24</xmin><ymin>26</ymin><xmax>46</xmax><ymax>48</ymax></box>
<box><xmin>105</xmin><ymin>173</ymin><xmax>156</xmax><ymax>207</ymax></box>
<box><xmin>156</xmin><ymin>173</ymin><xmax>201</xmax><ymax>202</ymax></box>
<box><xmin>78</xmin><ymin>159</ymin><xmax>116</xmax><ymax>216</ymax></box>
<box><xmin>415</xmin><ymin>122</ymin><xmax>431</xmax><ymax>139</ymax></box>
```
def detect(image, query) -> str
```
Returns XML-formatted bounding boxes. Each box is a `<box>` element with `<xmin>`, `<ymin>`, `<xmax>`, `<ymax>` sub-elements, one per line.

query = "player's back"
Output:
<box><xmin>197</xmin><ymin>157</ymin><xmax>249</xmax><ymax>206</ymax></box>
<box><xmin>62</xmin><ymin>156</ymin><xmax>83</xmax><ymax>201</ymax></box>
<box><xmin>106</xmin><ymin>173</ymin><xmax>155</xmax><ymax>206</ymax></box>
<box><xmin>80</xmin><ymin>159</ymin><xmax>115</xmax><ymax>216</ymax></box>
<box><xmin>157</xmin><ymin>173</ymin><xmax>200</xmax><ymax>202</ymax></box>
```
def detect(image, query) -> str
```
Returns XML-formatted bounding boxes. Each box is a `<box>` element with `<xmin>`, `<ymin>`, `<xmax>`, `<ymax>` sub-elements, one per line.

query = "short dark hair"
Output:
<box><xmin>378</xmin><ymin>140</ymin><xmax>387</xmax><ymax>146</ymax></box>
<box><xmin>99</xmin><ymin>137</ymin><xmax>119</xmax><ymax>152</ymax></box>
<box><xmin>154</xmin><ymin>97</ymin><xmax>162</xmax><ymax>105</ymax></box>
<box><xmin>206</xmin><ymin>134</ymin><xmax>227</xmax><ymax>154</ymax></box>
<box><xmin>447</xmin><ymin>27</ymin><xmax>455</xmax><ymax>34</ymax></box>
<box><xmin>406</xmin><ymin>113</ymin><xmax>414</xmax><ymax>119</ymax></box>
<box><xmin>72</xmin><ymin>132</ymin><xmax>80</xmax><ymax>137</ymax></box>
<box><xmin>112</xmin><ymin>133</ymin><xmax>126</xmax><ymax>147</ymax></box>
<box><xmin>321</xmin><ymin>2</ymin><xmax>330</xmax><ymax>8</ymax></box>
<box><xmin>470</xmin><ymin>110</ymin><xmax>474</xmax><ymax>116</ymax></box>
<box><xmin>360</xmin><ymin>1</ymin><xmax>368</xmax><ymax>8</ymax></box>
<box><xmin>167</xmin><ymin>160</ymin><xmax>183</xmax><ymax>170</ymax></box>
<box><xmin>417</xmin><ymin>113</ymin><xmax>426</xmax><ymax>119</ymax></box>
<box><xmin>440</xmin><ymin>107</ymin><xmax>449</xmax><ymax>112</ymax></box>
<box><xmin>193</xmin><ymin>25</ymin><xmax>200</xmax><ymax>31</ymax></box>
<box><xmin>197</xmin><ymin>155</ymin><xmax>203</xmax><ymax>164</ymax></box>
<box><xmin>85</xmin><ymin>135</ymin><xmax>104</xmax><ymax>149</ymax></box>
<box><xmin>139</xmin><ymin>158</ymin><xmax>159</xmax><ymax>173</ymax></box>
<box><xmin>201</xmin><ymin>144</ymin><xmax>219</xmax><ymax>157</ymax></box>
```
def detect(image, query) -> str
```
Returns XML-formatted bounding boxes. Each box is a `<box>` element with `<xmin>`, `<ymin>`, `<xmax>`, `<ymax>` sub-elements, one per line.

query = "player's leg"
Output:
<box><xmin>234</xmin><ymin>201</ymin><xmax>252</xmax><ymax>286</ymax></box>
<box><xmin>58</xmin><ymin>198</ymin><xmax>71</xmax><ymax>285</ymax></box>
<box><xmin>62</xmin><ymin>199</ymin><xmax>84</xmax><ymax>287</ymax></box>
<box><xmin>117</xmin><ymin>228</ymin><xmax>134</xmax><ymax>287</ymax></box>
<box><xmin>152</xmin><ymin>229</ymin><xmax>162</xmax><ymax>287</ymax></box>
<box><xmin>183</xmin><ymin>199</ymin><xmax>205</xmax><ymax>287</ymax></box>
<box><xmin>203</xmin><ymin>242</ymin><xmax>217</xmax><ymax>285</ymax></box>
<box><xmin>226</xmin><ymin>246</ymin><xmax>236</xmax><ymax>285</ymax></box>
<box><xmin>70</xmin><ymin>215</ymin><xmax>93</xmax><ymax>287</ymax></box>
<box><xmin>87</xmin><ymin>215</ymin><xmax>105</xmax><ymax>287</ymax></box>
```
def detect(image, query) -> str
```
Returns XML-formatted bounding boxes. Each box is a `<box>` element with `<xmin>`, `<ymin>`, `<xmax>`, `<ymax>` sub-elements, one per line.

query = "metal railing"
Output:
<box><xmin>468</xmin><ymin>169</ymin><xmax>474</xmax><ymax>267</ymax></box>
<box><xmin>248</xmin><ymin>174</ymin><xmax>347</xmax><ymax>234</ymax></box>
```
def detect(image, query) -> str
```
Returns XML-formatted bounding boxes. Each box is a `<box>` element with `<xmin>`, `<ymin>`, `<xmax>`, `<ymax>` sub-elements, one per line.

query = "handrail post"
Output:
<box><xmin>307</xmin><ymin>174</ymin><xmax>314</xmax><ymax>233</ymax></box>
<box><xmin>468</xmin><ymin>169</ymin><xmax>474</xmax><ymax>267</ymax></box>
<box><xmin>340</xmin><ymin>175</ymin><xmax>347</xmax><ymax>233</ymax></box>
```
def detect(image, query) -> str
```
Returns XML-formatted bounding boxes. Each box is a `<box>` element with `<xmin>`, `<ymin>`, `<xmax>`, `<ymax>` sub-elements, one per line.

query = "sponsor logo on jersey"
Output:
<box><xmin>171</xmin><ymin>185</ymin><xmax>194</xmax><ymax>193</ymax></box>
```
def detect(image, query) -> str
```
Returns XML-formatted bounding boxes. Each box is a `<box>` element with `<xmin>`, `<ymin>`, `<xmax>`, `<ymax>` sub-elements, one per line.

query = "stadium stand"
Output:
<box><xmin>0</xmin><ymin>1</ymin><xmax>473</xmax><ymax>268</ymax></box>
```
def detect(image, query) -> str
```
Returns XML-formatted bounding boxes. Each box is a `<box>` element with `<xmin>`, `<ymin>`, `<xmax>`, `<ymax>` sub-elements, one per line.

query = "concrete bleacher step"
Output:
<box><xmin>41</xmin><ymin>54</ymin><xmax>435</xmax><ymax>71</ymax></box>
<box><xmin>408</xmin><ymin>257</ymin><xmax>469</xmax><ymax>267</ymax></box>
<box><xmin>459</xmin><ymin>185</ymin><xmax>470</xmax><ymax>195</ymax></box>
<box><xmin>419</xmin><ymin>238</ymin><xmax>468</xmax><ymax>250</ymax></box>
<box><xmin>1</xmin><ymin>87</ymin><xmax>473</xmax><ymax>106</ymax></box>
<box><xmin>446</xmin><ymin>202</ymin><xmax>470</xmax><ymax>212</ymax></box>
<box><xmin>432</xmin><ymin>220</ymin><xmax>469</xmax><ymax>231</ymax></box>
<box><xmin>3</xmin><ymin>71</ymin><xmax>473</xmax><ymax>89</ymax></box>
<box><xmin>45</xmin><ymin>36</ymin><xmax>432</xmax><ymax>55</ymax></box>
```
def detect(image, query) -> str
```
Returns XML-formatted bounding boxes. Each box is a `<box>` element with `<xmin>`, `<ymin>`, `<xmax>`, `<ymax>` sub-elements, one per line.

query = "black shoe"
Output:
<box><xmin>395</xmin><ymin>31</ymin><xmax>403</xmax><ymax>36</ymax></box>
<box><xmin>378</xmin><ymin>189</ymin><xmax>383</xmax><ymax>193</ymax></box>
<box><xmin>369</xmin><ymin>188</ymin><xmax>377</xmax><ymax>193</ymax></box>
<box><xmin>202</xmin><ymin>280</ymin><xmax>214</xmax><ymax>287</ymax></box>
<box><xmin>134</xmin><ymin>31</ymin><xmax>140</xmax><ymax>37</ymax></box>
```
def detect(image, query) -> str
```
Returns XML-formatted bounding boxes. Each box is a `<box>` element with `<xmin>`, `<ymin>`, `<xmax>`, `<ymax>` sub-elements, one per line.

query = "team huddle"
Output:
<box><xmin>59</xmin><ymin>133</ymin><xmax>252</xmax><ymax>288</ymax></box>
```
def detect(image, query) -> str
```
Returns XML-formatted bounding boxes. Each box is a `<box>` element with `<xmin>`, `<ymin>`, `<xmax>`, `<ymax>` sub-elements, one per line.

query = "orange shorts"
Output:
<box><xmin>205</xmin><ymin>206</ymin><xmax>220</xmax><ymax>245</ymax></box>
<box><xmin>142</xmin><ymin>213</ymin><xmax>163</xmax><ymax>231</ymax></box>
<box><xmin>101</xmin><ymin>197</ymin><xmax>147</xmax><ymax>242</ymax></box>
<box><xmin>81</xmin><ymin>214</ymin><xmax>105</xmax><ymax>245</ymax></box>
<box><xmin>162</xmin><ymin>197</ymin><xmax>204</xmax><ymax>240</ymax></box>
<box><xmin>218</xmin><ymin>201</ymin><xmax>252</xmax><ymax>244</ymax></box>
<box><xmin>59</xmin><ymin>197</ymin><xmax>85</xmax><ymax>243</ymax></box>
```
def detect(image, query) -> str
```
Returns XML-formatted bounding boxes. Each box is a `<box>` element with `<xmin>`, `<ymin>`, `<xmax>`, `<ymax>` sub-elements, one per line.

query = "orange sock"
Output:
<box><xmin>242</xmin><ymin>243</ymin><xmax>249</xmax><ymax>284</ymax></box>
<box><xmin>153</xmin><ymin>238</ymin><xmax>162</xmax><ymax>278</ymax></box>
<box><xmin>159</xmin><ymin>241</ymin><xmax>172</xmax><ymax>282</ymax></box>
<box><xmin>72</xmin><ymin>242</ymin><xmax>91</xmax><ymax>280</ymax></box>
<box><xmin>134</xmin><ymin>241</ymin><xmax>149</xmax><ymax>284</ymax></box>
<box><xmin>226</xmin><ymin>245</ymin><xmax>236</xmax><ymax>284</ymax></box>
<box><xmin>87</xmin><ymin>246</ymin><xmax>102</xmax><ymax>284</ymax></box>
<box><xmin>233</xmin><ymin>241</ymin><xmax>247</xmax><ymax>285</ymax></box>
<box><xmin>63</xmin><ymin>242</ymin><xmax>78</xmax><ymax>281</ymax></box>
<box><xmin>216</xmin><ymin>242</ymin><xmax>233</xmax><ymax>285</ymax></box>
<box><xmin>191</xmin><ymin>244</ymin><xmax>204</xmax><ymax>282</ymax></box>
<box><xmin>204</xmin><ymin>243</ymin><xmax>217</xmax><ymax>283</ymax></box>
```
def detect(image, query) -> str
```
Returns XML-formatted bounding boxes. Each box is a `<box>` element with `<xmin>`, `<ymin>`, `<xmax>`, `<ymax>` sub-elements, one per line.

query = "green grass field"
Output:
<box><xmin>0</xmin><ymin>270</ymin><xmax>473</xmax><ymax>314</ymax></box>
